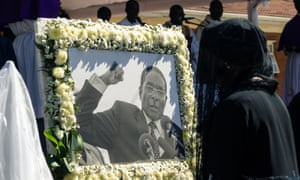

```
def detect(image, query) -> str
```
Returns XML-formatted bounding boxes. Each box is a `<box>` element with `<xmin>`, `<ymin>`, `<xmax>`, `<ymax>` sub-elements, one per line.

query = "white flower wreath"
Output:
<box><xmin>35</xmin><ymin>18</ymin><xmax>199</xmax><ymax>180</ymax></box>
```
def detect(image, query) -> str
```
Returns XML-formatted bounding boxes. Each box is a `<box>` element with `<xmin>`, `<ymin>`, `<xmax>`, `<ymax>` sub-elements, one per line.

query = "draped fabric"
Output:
<box><xmin>0</xmin><ymin>61</ymin><xmax>53</xmax><ymax>180</ymax></box>
<box><xmin>13</xmin><ymin>32</ymin><xmax>44</xmax><ymax>119</ymax></box>
<box><xmin>9</xmin><ymin>20</ymin><xmax>47</xmax><ymax>153</ymax></box>
<box><xmin>0</xmin><ymin>0</ymin><xmax>59</xmax><ymax>28</ymax></box>
<box><xmin>282</xmin><ymin>52</ymin><xmax>300</xmax><ymax>105</ymax></box>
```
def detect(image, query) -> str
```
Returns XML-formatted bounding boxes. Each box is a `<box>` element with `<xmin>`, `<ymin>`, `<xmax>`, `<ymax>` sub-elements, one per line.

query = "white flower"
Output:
<box><xmin>61</xmin><ymin>101</ymin><xmax>75</xmax><ymax>115</ymax></box>
<box><xmin>77</xmin><ymin>29</ymin><xmax>88</xmax><ymax>41</ymax></box>
<box><xmin>67</xmin><ymin>114</ymin><xmax>76</xmax><ymax>124</ymax></box>
<box><xmin>52</xmin><ymin>67</ymin><xmax>65</xmax><ymax>79</ymax></box>
<box><xmin>49</xmin><ymin>26</ymin><xmax>68</xmax><ymax>40</ymax></box>
<box><xmin>87</xmin><ymin>26</ymin><xmax>99</xmax><ymax>40</ymax></box>
<box><xmin>55</xmin><ymin>49</ymin><xmax>68</xmax><ymax>65</ymax></box>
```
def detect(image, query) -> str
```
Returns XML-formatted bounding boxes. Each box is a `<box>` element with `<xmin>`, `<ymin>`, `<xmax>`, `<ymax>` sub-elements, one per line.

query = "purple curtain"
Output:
<box><xmin>0</xmin><ymin>0</ymin><xmax>60</xmax><ymax>28</ymax></box>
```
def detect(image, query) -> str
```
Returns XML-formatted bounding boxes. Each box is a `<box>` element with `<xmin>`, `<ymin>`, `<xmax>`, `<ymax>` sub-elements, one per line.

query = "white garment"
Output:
<box><xmin>13</xmin><ymin>32</ymin><xmax>44</xmax><ymax>118</ymax></box>
<box><xmin>188</xmin><ymin>28</ymin><xmax>199</xmax><ymax>75</ymax></box>
<box><xmin>282</xmin><ymin>52</ymin><xmax>300</xmax><ymax>105</ymax></box>
<box><xmin>8</xmin><ymin>19</ymin><xmax>35</xmax><ymax>36</ymax></box>
<box><xmin>118</xmin><ymin>17</ymin><xmax>141</xmax><ymax>26</ymax></box>
<box><xmin>0</xmin><ymin>61</ymin><xmax>53</xmax><ymax>180</ymax></box>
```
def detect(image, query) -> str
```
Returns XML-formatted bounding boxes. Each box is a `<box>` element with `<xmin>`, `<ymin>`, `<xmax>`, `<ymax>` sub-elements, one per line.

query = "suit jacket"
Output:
<box><xmin>76</xmin><ymin>79</ymin><xmax>181</xmax><ymax>163</ymax></box>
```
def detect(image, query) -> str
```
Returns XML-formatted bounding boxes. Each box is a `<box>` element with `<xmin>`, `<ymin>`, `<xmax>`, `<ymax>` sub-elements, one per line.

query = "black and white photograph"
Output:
<box><xmin>69</xmin><ymin>48</ymin><xmax>185</xmax><ymax>164</ymax></box>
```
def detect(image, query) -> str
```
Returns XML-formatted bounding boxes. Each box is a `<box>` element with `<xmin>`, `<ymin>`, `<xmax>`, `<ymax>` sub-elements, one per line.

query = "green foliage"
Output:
<box><xmin>44</xmin><ymin>126</ymin><xmax>83</xmax><ymax>180</ymax></box>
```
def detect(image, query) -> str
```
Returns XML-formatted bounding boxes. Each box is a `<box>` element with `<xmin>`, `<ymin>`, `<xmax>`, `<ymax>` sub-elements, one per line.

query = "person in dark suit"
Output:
<box><xmin>75</xmin><ymin>64</ymin><xmax>183</xmax><ymax>163</ymax></box>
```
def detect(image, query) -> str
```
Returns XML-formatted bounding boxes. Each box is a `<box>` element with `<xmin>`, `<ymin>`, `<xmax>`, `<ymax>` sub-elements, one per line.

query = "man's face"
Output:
<box><xmin>170</xmin><ymin>9</ymin><xmax>184</xmax><ymax>26</ymax></box>
<box><xmin>140</xmin><ymin>70</ymin><xmax>167</xmax><ymax>121</ymax></box>
<box><xmin>126</xmin><ymin>4</ymin><xmax>139</xmax><ymax>20</ymax></box>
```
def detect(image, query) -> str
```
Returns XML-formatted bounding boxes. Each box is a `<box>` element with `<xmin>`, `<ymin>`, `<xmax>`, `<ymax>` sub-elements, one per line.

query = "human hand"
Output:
<box><xmin>100</xmin><ymin>62</ymin><xmax>124</xmax><ymax>85</ymax></box>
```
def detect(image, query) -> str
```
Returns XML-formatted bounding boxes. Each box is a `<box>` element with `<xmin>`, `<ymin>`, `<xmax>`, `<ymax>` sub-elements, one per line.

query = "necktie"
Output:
<box><xmin>148</xmin><ymin>121</ymin><xmax>160</xmax><ymax>159</ymax></box>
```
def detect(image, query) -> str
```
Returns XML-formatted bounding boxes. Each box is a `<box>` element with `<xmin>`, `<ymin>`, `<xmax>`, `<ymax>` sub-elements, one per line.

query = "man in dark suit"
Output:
<box><xmin>76</xmin><ymin>64</ymin><xmax>183</xmax><ymax>163</ymax></box>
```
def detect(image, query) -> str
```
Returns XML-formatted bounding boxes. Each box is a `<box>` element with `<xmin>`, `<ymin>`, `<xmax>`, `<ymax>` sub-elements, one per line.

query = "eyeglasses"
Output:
<box><xmin>144</xmin><ymin>84</ymin><xmax>166</xmax><ymax>97</ymax></box>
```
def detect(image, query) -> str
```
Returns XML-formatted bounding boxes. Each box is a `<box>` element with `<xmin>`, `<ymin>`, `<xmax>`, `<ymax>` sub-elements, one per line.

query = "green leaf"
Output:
<box><xmin>56</xmin><ymin>140</ymin><xmax>67</xmax><ymax>155</ymax></box>
<box><xmin>63</xmin><ymin>157</ymin><xmax>73</xmax><ymax>172</ymax></box>
<box><xmin>44</xmin><ymin>128</ymin><xmax>58</xmax><ymax>147</ymax></box>
<box><xmin>70</xmin><ymin>129</ymin><xmax>83</xmax><ymax>153</ymax></box>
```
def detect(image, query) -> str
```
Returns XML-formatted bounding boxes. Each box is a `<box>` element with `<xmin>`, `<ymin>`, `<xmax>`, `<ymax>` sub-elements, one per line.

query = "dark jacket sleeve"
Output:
<box><xmin>75</xmin><ymin>80</ymin><xmax>119</xmax><ymax>149</ymax></box>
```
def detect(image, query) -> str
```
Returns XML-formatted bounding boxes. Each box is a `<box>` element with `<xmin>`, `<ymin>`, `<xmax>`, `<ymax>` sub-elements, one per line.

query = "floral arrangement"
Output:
<box><xmin>35</xmin><ymin>18</ymin><xmax>199</xmax><ymax>180</ymax></box>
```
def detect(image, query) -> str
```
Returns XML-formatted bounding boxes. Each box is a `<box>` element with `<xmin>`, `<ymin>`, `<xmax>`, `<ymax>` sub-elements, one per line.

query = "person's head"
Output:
<box><xmin>169</xmin><ymin>4</ymin><xmax>185</xmax><ymax>26</ymax></box>
<box><xmin>209</xmin><ymin>0</ymin><xmax>223</xmax><ymax>20</ymax></box>
<box><xmin>197</xmin><ymin>18</ymin><xmax>272</xmax><ymax>90</ymax></box>
<box><xmin>125</xmin><ymin>0</ymin><xmax>139</xmax><ymax>22</ymax></box>
<box><xmin>59</xmin><ymin>6</ymin><xmax>70</xmax><ymax>19</ymax></box>
<box><xmin>294</xmin><ymin>0</ymin><xmax>300</xmax><ymax>13</ymax></box>
<box><xmin>139</xmin><ymin>66</ymin><xmax>167</xmax><ymax>121</ymax></box>
<box><xmin>97</xmin><ymin>6</ymin><xmax>111</xmax><ymax>21</ymax></box>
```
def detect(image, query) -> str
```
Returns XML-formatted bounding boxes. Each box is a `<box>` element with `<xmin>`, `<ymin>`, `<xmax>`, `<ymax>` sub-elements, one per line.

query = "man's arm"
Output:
<box><xmin>76</xmin><ymin>62</ymin><xmax>124</xmax><ymax>114</ymax></box>
<box><xmin>75</xmin><ymin>63</ymin><xmax>124</xmax><ymax>148</ymax></box>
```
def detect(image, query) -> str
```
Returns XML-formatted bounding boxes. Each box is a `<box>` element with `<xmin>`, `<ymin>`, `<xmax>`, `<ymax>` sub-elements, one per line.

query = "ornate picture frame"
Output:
<box><xmin>35</xmin><ymin>18</ymin><xmax>198</xmax><ymax>179</ymax></box>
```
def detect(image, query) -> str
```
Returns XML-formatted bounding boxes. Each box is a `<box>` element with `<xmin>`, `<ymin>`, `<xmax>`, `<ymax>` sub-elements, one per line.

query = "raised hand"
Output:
<box><xmin>100</xmin><ymin>62</ymin><xmax>124</xmax><ymax>85</ymax></box>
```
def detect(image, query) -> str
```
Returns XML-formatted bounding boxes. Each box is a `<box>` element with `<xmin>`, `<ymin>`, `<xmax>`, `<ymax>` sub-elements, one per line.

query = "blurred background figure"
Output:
<box><xmin>118</xmin><ymin>0</ymin><xmax>145</xmax><ymax>26</ymax></box>
<box><xmin>277</xmin><ymin>0</ymin><xmax>300</xmax><ymax>105</ymax></box>
<box><xmin>97</xmin><ymin>6</ymin><xmax>111</xmax><ymax>22</ymax></box>
<box><xmin>195</xmin><ymin>0</ymin><xmax>223</xmax><ymax>42</ymax></box>
<box><xmin>247</xmin><ymin>0</ymin><xmax>269</xmax><ymax>26</ymax></box>
<box><xmin>164</xmin><ymin>4</ymin><xmax>199</xmax><ymax>77</ymax></box>
<box><xmin>58</xmin><ymin>1</ymin><xmax>70</xmax><ymax>19</ymax></box>
<box><xmin>248</xmin><ymin>0</ymin><xmax>279</xmax><ymax>77</ymax></box>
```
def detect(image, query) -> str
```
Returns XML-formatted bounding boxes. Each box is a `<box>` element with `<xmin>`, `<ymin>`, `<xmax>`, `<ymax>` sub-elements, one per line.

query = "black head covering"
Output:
<box><xmin>195</xmin><ymin>18</ymin><xmax>272</xmax><ymax>123</ymax></box>
<box><xmin>202</xmin><ymin>18</ymin><xmax>269</xmax><ymax>68</ymax></box>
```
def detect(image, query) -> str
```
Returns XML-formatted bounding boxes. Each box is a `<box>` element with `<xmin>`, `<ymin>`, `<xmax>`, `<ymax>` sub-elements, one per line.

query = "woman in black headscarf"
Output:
<box><xmin>196</xmin><ymin>18</ymin><xmax>299</xmax><ymax>180</ymax></box>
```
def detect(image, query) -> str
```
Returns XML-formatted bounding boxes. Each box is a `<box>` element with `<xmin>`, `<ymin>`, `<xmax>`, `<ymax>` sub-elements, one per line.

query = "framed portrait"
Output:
<box><xmin>35</xmin><ymin>18</ymin><xmax>198</xmax><ymax>179</ymax></box>
<box><xmin>70</xmin><ymin>48</ymin><xmax>184</xmax><ymax>164</ymax></box>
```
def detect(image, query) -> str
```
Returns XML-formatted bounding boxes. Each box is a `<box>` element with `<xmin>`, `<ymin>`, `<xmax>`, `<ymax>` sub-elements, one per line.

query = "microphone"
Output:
<box><xmin>183</xmin><ymin>17</ymin><xmax>201</xmax><ymax>26</ymax></box>
<box><xmin>138</xmin><ymin>133</ymin><xmax>158</xmax><ymax>160</ymax></box>
<box><xmin>183</xmin><ymin>17</ymin><xmax>195</xmax><ymax>21</ymax></box>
